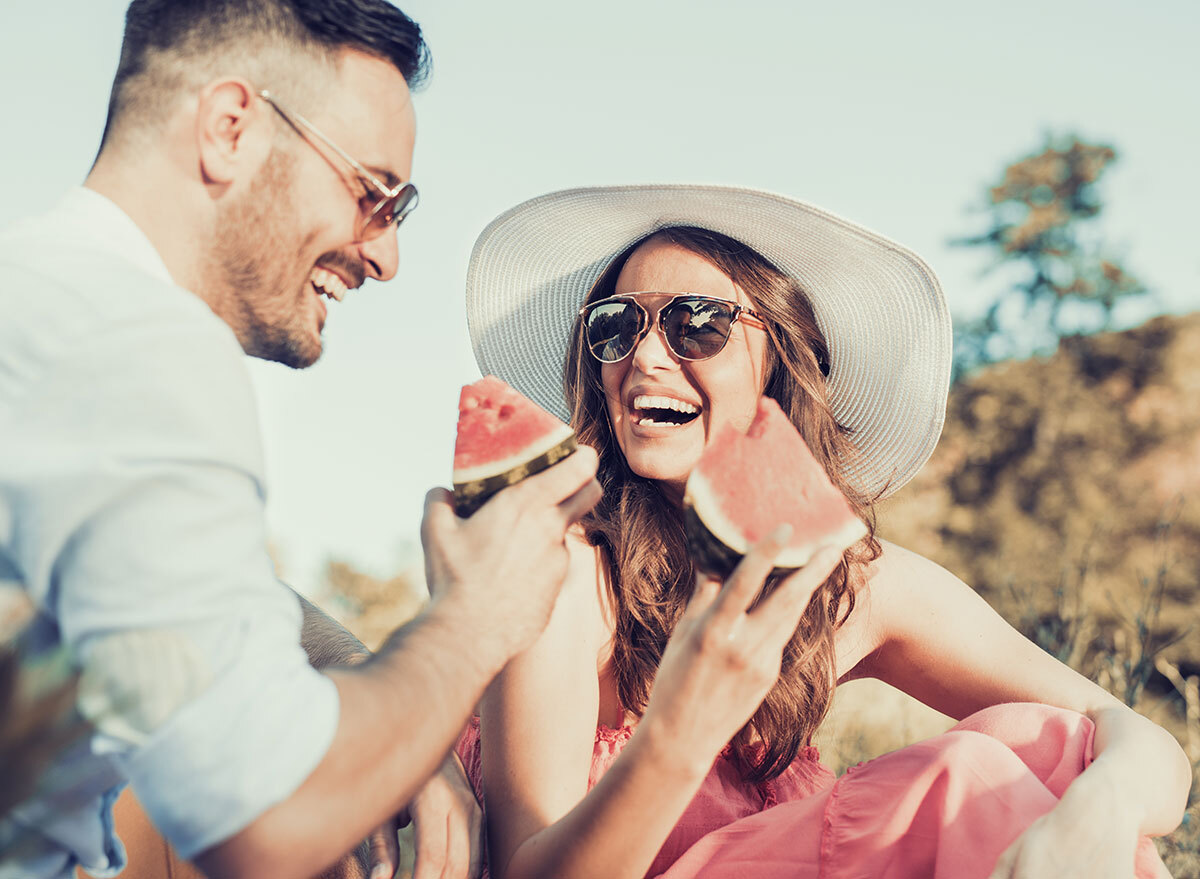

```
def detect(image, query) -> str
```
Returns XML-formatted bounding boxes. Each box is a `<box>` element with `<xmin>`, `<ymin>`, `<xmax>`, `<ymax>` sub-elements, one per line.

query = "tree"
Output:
<box><xmin>952</xmin><ymin>135</ymin><xmax>1147</xmax><ymax>380</ymax></box>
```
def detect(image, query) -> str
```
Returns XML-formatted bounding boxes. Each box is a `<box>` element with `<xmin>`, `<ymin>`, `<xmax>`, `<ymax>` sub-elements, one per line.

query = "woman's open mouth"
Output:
<box><xmin>632</xmin><ymin>394</ymin><xmax>702</xmax><ymax>428</ymax></box>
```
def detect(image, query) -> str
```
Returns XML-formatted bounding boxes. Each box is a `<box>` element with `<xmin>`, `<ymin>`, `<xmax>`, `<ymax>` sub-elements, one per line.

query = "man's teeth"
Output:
<box><xmin>310</xmin><ymin>267</ymin><xmax>348</xmax><ymax>302</ymax></box>
<box><xmin>633</xmin><ymin>395</ymin><xmax>700</xmax><ymax>415</ymax></box>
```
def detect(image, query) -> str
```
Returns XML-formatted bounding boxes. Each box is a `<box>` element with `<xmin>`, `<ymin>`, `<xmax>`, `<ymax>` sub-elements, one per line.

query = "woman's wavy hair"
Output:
<box><xmin>563</xmin><ymin>226</ymin><xmax>881</xmax><ymax>783</ymax></box>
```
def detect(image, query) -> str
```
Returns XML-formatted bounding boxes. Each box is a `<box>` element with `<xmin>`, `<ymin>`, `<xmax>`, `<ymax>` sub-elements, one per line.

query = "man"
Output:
<box><xmin>0</xmin><ymin>1</ymin><xmax>601</xmax><ymax>877</ymax></box>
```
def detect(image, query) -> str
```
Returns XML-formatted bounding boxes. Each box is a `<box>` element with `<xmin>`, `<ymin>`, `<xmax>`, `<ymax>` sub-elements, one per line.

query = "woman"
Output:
<box><xmin>455</xmin><ymin>185</ymin><xmax>1190</xmax><ymax>878</ymax></box>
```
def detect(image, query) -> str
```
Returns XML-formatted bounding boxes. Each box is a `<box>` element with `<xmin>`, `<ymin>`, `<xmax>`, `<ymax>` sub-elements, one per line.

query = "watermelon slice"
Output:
<box><xmin>452</xmin><ymin>376</ymin><xmax>578</xmax><ymax>517</ymax></box>
<box><xmin>683</xmin><ymin>397</ymin><xmax>867</xmax><ymax>577</ymax></box>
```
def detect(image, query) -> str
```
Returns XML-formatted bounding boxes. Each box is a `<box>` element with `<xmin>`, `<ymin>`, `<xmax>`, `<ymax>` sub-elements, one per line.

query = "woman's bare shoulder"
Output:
<box><xmin>565</xmin><ymin>525</ymin><xmax>616</xmax><ymax>664</ymax></box>
<box><xmin>833</xmin><ymin>538</ymin><xmax>943</xmax><ymax>682</ymax></box>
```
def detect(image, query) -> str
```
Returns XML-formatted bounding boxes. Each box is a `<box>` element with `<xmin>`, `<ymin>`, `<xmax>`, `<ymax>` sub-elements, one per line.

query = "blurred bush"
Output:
<box><xmin>318</xmin><ymin>559</ymin><xmax>428</xmax><ymax>652</ymax></box>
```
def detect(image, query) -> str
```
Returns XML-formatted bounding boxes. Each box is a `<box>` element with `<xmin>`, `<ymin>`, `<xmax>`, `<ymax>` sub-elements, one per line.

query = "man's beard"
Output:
<box><xmin>210</xmin><ymin>149</ymin><xmax>323</xmax><ymax>369</ymax></box>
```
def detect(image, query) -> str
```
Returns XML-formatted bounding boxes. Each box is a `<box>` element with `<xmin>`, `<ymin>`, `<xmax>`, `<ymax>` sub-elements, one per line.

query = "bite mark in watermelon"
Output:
<box><xmin>683</xmin><ymin>396</ymin><xmax>867</xmax><ymax>578</ymax></box>
<box><xmin>453</xmin><ymin>376</ymin><xmax>577</xmax><ymax>517</ymax></box>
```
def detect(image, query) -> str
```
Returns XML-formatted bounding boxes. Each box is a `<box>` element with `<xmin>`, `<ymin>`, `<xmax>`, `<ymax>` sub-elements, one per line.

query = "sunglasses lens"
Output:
<box><xmin>662</xmin><ymin>298</ymin><xmax>735</xmax><ymax>360</ymax></box>
<box><xmin>362</xmin><ymin>184</ymin><xmax>419</xmax><ymax>239</ymax></box>
<box><xmin>584</xmin><ymin>301</ymin><xmax>642</xmax><ymax>362</ymax></box>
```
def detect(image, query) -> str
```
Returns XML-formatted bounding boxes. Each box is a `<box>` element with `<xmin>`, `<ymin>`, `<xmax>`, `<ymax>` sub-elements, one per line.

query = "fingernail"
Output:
<box><xmin>768</xmin><ymin>523</ymin><xmax>794</xmax><ymax>544</ymax></box>
<box><xmin>370</xmin><ymin>866</ymin><xmax>392</xmax><ymax>879</ymax></box>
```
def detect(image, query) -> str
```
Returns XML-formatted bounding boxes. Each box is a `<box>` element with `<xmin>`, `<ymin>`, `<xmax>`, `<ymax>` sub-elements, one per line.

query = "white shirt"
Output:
<box><xmin>0</xmin><ymin>188</ymin><xmax>339</xmax><ymax>877</ymax></box>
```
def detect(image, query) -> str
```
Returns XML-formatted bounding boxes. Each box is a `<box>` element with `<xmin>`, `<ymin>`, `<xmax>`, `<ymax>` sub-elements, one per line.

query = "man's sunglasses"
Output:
<box><xmin>258</xmin><ymin>89</ymin><xmax>418</xmax><ymax>242</ymax></box>
<box><xmin>579</xmin><ymin>293</ymin><xmax>765</xmax><ymax>364</ymax></box>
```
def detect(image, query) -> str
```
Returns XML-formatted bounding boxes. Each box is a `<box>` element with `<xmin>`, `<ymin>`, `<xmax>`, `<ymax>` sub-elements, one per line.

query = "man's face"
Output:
<box><xmin>211</xmin><ymin>51</ymin><xmax>417</xmax><ymax>368</ymax></box>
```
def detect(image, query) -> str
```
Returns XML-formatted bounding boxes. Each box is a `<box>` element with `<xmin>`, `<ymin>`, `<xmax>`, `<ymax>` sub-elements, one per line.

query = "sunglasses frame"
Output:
<box><xmin>578</xmin><ymin>292</ymin><xmax>765</xmax><ymax>364</ymax></box>
<box><xmin>258</xmin><ymin>89</ymin><xmax>418</xmax><ymax>242</ymax></box>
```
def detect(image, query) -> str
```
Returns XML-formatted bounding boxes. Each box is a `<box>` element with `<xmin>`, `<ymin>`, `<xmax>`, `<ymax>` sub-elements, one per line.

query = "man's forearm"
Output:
<box><xmin>197</xmin><ymin>598</ymin><xmax>501</xmax><ymax>879</ymax></box>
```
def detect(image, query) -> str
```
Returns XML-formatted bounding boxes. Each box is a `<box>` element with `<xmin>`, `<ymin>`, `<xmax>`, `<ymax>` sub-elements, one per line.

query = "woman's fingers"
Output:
<box><xmin>409</xmin><ymin>809</ymin><xmax>448</xmax><ymax>879</ymax></box>
<box><xmin>687</xmin><ymin>575</ymin><xmax>722</xmax><ymax>611</ymax></box>
<box><xmin>709</xmin><ymin>523</ymin><xmax>794</xmax><ymax>622</ymax></box>
<box><xmin>753</xmin><ymin>545</ymin><xmax>843</xmax><ymax>642</ymax></box>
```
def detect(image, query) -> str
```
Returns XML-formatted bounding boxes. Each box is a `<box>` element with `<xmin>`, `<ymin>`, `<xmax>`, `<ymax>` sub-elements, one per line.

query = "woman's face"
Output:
<box><xmin>600</xmin><ymin>238</ymin><xmax>770</xmax><ymax>496</ymax></box>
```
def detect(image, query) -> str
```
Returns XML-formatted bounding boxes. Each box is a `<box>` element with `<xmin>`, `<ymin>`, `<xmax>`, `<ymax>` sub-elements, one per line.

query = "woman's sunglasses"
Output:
<box><xmin>579</xmin><ymin>293</ymin><xmax>764</xmax><ymax>364</ymax></box>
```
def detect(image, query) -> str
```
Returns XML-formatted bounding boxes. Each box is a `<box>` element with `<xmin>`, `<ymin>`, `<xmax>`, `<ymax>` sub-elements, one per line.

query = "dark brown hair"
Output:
<box><xmin>99</xmin><ymin>0</ymin><xmax>430</xmax><ymax>151</ymax></box>
<box><xmin>564</xmin><ymin>226</ymin><xmax>881</xmax><ymax>783</ymax></box>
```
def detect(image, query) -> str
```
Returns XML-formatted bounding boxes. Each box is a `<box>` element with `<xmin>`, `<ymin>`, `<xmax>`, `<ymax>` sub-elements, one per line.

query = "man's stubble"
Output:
<box><xmin>210</xmin><ymin>147</ymin><xmax>324</xmax><ymax>369</ymax></box>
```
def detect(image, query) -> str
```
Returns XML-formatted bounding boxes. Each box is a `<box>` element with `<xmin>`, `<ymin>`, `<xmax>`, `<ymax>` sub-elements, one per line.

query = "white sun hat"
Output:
<box><xmin>465</xmin><ymin>184</ymin><xmax>952</xmax><ymax>499</ymax></box>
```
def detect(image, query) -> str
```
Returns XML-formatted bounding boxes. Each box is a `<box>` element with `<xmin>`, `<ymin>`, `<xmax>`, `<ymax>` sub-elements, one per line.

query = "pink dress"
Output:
<box><xmin>455</xmin><ymin>703</ymin><xmax>1166</xmax><ymax>878</ymax></box>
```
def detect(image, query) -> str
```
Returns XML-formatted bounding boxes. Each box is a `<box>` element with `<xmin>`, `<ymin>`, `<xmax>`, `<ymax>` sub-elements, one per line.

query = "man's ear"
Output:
<box><xmin>195</xmin><ymin>78</ymin><xmax>271</xmax><ymax>186</ymax></box>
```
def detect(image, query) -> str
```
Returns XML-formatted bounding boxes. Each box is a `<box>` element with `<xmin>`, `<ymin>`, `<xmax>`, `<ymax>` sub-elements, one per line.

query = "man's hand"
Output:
<box><xmin>420</xmin><ymin>445</ymin><xmax>600</xmax><ymax>668</ymax></box>
<box><xmin>198</xmin><ymin>454</ymin><xmax>598</xmax><ymax>879</ymax></box>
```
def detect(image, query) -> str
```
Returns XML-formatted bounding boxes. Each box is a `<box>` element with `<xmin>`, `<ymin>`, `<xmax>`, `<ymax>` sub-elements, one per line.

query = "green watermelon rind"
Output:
<box><xmin>684</xmin><ymin>502</ymin><xmax>768</xmax><ymax>579</ymax></box>
<box><xmin>682</xmin><ymin>399</ymin><xmax>869</xmax><ymax>578</ymax></box>
<box><xmin>453</xmin><ymin>433</ymin><xmax>578</xmax><ymax>518</ymax></box>
<box><xmin>686</xmin><ymin>466</ymin><xmax>863</xmax><ymax>571</ymax></box>
<box><xmin>683</xmin><ymin>499</ymin><xmax>867</xmax><ymax>580</ymax></box>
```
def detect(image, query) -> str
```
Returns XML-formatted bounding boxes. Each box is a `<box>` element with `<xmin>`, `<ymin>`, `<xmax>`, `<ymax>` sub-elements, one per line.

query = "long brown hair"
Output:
<box><xmin>564</xmin><ymin>226</ymin><xmax>881</xmax><ymax>783</ymax></box>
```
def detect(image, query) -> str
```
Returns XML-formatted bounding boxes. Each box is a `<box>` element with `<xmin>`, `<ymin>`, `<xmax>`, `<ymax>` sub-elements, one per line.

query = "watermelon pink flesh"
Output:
<box><xmin>453</xmin><ymin>376</ymin><xmax>574</xmax><ymax>482</ymax></box>
<box><xmin>685</xmin><ymin>396</ymin><xmax>866</xmax><ymax>567</ymax></box>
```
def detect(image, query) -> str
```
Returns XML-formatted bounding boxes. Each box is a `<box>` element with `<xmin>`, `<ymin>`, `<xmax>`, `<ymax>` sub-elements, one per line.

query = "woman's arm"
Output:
<box><xmin>292</xmin><ymin>587</ymin><xmax>483</xmax><ymax>879</ymax></box>
<box><xmin>853</xmin><ymin>540</ymin><xmax>1192</xmax><ymax>838</ymax></box>
<box><xmin>483</xmin><ymin>533</ymin><xmax>709</xmax><ymax>879</ymax></box>
<box><xmin>484</xmin><ymin>531</ymin><xmax>842</xmax><ymax>879</ymax></box>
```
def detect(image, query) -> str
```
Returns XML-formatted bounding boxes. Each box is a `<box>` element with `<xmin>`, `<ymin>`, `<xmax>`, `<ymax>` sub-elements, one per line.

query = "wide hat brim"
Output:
<box><xmin>466</xmin><ymin>184</ymin><xmax>952</xmax><ymax>499</ymax></box>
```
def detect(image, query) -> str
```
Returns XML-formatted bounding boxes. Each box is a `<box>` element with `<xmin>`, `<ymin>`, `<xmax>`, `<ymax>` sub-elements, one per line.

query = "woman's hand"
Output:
<box><xmin>638</xmin><ymin>526</ymin><xmax>843</xmax><ymax>776</ymax></box>
<box><xmin>987</xmin><ymin>775</ymin><xmax>1143</xmax><ymax>879</ymax></box>
<box><xmin>361</xmin><ymin>752</ymin><xmax>482</xmax><ymax>879</ymax></box>
<box><xmin>407</xmin><ymin>751</ymin><xmax>484</xmax><ymax>879</ymax></box>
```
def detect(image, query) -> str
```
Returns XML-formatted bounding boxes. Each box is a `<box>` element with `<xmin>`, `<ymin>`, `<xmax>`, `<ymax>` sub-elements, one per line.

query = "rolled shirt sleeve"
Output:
<box><xmin>1</xmin><ymin>265</ymin><xmax>339</xmax><ymax>859</ymax></box>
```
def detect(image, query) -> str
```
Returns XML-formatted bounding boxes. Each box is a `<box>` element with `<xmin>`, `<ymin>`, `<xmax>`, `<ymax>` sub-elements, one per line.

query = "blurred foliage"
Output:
<box><xmin>952</xmin><ymin>134</ymin><xmax>1149</xmax><ymax>379</ymax></box>
<box><xmin>879</xmin><ymin>312</ymin><xmax>1200</xmax><ymax>873</ymax></box>
<box><xmin>320</xmin><ymin>559</ymin><xmax>428</xmax><ymax>652</ymax></box>
<box><xmin>882</xmin><ymin>313</ymin><xmax>1199</xmax><ymax>677</ymax></box>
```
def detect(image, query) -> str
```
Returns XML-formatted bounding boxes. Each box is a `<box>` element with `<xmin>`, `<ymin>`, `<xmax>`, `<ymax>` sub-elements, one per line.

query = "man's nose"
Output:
<box><xmin>358</xmin><ymin>228</ymin><xmax>400</xmax><ymax>282</ymax></box>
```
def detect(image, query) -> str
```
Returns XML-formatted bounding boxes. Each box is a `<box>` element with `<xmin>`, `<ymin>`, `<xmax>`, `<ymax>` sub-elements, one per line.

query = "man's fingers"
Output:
<box><xmin>711</xmin><ymin>523</ymin><xmax>794</xmax><ymax>620</ymax></box>
<box><xmin>501</xmin><ymin>445</ymin><xmax>599</xmax><ymax>509</ymax></box>
<box><xmin>754</xmin><ymin>545</ymin><xmax>843</xmax><ymax>640</ymax></box>
<box><xmin>421</xmin><ymin>487</ymin><xmax>457</xmax><ymax>537</ymax></box>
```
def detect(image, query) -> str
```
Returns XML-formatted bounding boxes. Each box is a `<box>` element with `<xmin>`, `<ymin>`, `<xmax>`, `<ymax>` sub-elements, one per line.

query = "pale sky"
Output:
<box><xmin>3</xmin><ymin>1</ymin><xmax>1197</xmax><ymax>595</ymax></box>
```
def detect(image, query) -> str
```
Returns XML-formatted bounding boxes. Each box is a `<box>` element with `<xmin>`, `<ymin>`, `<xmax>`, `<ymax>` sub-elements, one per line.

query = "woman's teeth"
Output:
<box><xmin>632</xmin><ymin>394</ymin><xmax>701</xmax><ymax>427</ymax></box>
<box><xmin>310</xmin><ymin>266</ymin><xmax>348</xmax><ymax>302</ymax></box>
<box><xmin>634</xmin><ymin>395</ymin><xmax>700</xmax><ymax>414</ymax></box>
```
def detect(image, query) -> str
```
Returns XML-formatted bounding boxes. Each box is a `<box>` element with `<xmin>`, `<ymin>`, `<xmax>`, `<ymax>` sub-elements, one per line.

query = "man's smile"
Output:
<box><xmin>310</xmin><ymin>265</ymin><xmax>348</xmax><ymax>302</ymax></box>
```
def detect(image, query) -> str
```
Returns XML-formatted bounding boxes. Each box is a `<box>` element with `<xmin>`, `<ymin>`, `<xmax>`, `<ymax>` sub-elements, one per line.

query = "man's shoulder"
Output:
<box><xmin>0</xmin><ymin>227</ymin><xmax>244</xmax><ymax>401</ymax></box>
<box><xmin>1</xmin><ymin>228</ymin><xmax>225</xmax><ymax>343</ymax></box>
